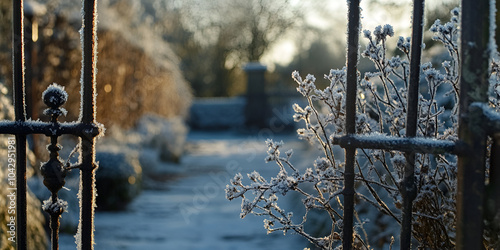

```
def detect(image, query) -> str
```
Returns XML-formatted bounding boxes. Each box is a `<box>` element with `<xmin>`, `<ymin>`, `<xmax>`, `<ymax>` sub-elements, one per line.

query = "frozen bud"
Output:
<box><xmin>421</xmin><ymin>62</ymin><xmax>432</xmax><ymax>71</ymax></box>
<box><xmin>225</xmin><ymin>185</ymin><xmax>239</xmax><ymax>199</ymax></box>
<box><xmin>269</xmin><ymin>193</ymin><xmax>278</xmax><ymax>202</ymax></box>
<box><xmin>363</xmin><ymin>29</ymin><xmax>371</xmax><ymax>38</ymax></box>
<box><xmin>231</xmin><ymin>173</ymin><xmax>243</xmax><ymax>186</ymax></box>
<box><xmin>388</xmin><ymin>56</ymin><xmax>402</xmax><ymax>68</ymax></box>
<box><xmin>305</xmin><ymin>74</ymin><xmax>316</xmax><ymax>83</ymax></box>
<box><xmin>397</xmin><ymin>36</ymin><xmax>404</xmax><ymax>48</ymax></box>
<box><xmin>291</xmin><ymin>70</ymin><xmax>302</xmax><ymax>82</ymax></box>
<box><xmin>264</xmin><ymin>219</ymin><xmax>275</xmax><ymax>232</ymax></box>
<box><xmin>240</xmin><ymin>199</ymin><xmax>253</xmax><ymax>218</ymax></box>
<box><xmin>430</xmin><ymin>19</ymin><xmax>441</xmax><ymax>33</ymax></box>
<box><xmin>383</xmin><ymin>24</ymin><xmax>394</xmax><ymax>37</ymax></box>
<box><xmin>442</xmin><ymin>61</ymin><xmax>451</xmax><ymax>70</ymax></box>
<box><xmin>373</xmin><ymin>25</ymin><xmax>382</xmax><ymax>37</ymax></box>
<box><xmin>303</xmin><ymin>168</ymin><xmax>315</xmax><ymax>181</ymax></box>
<box><xmin>248</xmin><ymin>171</ymin><xmax>263</xmax><ymax>182</ymax></box>
<box><xmin>314</xmin><ymin>157</ymin><xmax>332</xmax><ymax>171</ymax></box>
<box><xmin>265</xmin><ymin>138</ymin><xmax>273</xmax><ymax>147</ymax></box>
<box><xmin>292</xmin><ymin>103</ymin><xmax>304</xmax><ymax>113</ymax></box>
<box><xmin>265</xmin><ymin>155</ymin><xmax>274</xmax><ymax>163</ymax></box>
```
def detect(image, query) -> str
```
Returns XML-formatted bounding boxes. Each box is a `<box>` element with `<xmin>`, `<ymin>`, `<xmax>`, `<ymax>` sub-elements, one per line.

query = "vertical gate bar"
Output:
<box><xmin>456</xmin><ymin>0</ymin><xmax>490</xmax><ymax>249</ymax></box>
<box><xmin>486</xmin><ymin>135</ymin><xmax>500</xmax><ymax>245</ymax></box>
<box><xmin>343</xmin><ymin>0</ymin><xmax>360</xmax><ymax>248</ymax></box>
<box><xmin>80</xmin><ymin>0</ymin><xmax>98</xmax><ymax>249</ymax></box>
<box><xmin>12</xmin><ymin>0</ymin><xmax>27</xmax><ymax>249</ymax></box>
<box><xmin>81</xmin><ymin>0</ymin><xmax>97</xmax><ymax>124</ymax></box>
<box><xmin>401</xmin><ymin>0</ymin><xmax>425</xmax><ymax>248</ymax></box>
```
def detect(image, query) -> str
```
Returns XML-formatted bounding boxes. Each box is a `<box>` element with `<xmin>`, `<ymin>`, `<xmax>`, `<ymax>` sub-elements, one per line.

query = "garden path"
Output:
<box><xmin>59</xmin><ymin>131</ymin><xmax>313</xmax><ymax>249</ymax></box>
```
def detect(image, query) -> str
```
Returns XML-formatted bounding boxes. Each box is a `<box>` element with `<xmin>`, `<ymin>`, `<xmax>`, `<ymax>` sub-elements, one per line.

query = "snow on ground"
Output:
<box><xmin>59</xmin><ymin>131</ymin><xmax>318</xmax><ymax>249</ymax></box>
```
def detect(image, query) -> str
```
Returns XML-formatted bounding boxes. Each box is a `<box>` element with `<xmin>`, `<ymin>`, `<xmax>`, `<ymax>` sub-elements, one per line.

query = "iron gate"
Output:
<box><xmin>3</xmin><ymin>0</ymin><xmax>102</xmax><ymax>249</ymax></box>
<box><xmin>336</xmin><ymin>0</ymin><xmax>499</xmax><ymax>249</ymax></box>
<box><xmin>3</xmin><ymin>0</ymin><xmax>500</xmax><ymax>249</ymax></box>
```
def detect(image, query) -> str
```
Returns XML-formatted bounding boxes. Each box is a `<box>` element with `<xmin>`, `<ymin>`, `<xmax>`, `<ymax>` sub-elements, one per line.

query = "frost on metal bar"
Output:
<box><xmin>0</xmin><ymin>121</ymin><xmax>102</xmax><ymax>137</ymax></box>
<box><xmin>12</xmin><ymin>0</ymin><xmax>28</xmax><ymax>249</ymax></box>
<box><xmin>77</xmin><ymin>0</ymin><xmax>100</xmax><ymax>249</ymax></box>
<box><xmin>332</xmin><ymin>134</ymin><xmax>458</xmax><ymax>155</ymax></box>
<box><xmin>343</xmin><ymin>0</ymin><xmax>360</xmax><ymax>248</ymax></box>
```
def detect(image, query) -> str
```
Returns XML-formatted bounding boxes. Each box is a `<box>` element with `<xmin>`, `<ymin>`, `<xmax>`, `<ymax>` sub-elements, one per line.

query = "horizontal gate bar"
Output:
<box><xmin>332</xmin><ymin>134</ymin><xmax>458</xmax><ymax>155</ymax></box>
<box><xmin>0</xmin><ymin>121</ymin><xmax>102</xmax><ymax>137</ymax></box>
<box><xmin>331</xmin><ymin>103</ymin><xmax>500</xmax><ymax>156</ymax></box>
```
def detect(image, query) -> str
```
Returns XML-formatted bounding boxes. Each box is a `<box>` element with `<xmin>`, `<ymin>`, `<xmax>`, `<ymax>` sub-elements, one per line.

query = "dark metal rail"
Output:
<box><xmin>342</xmin><ymin>0</ymin><xmax>360</xmax><ymax>248</ymax></box>
<box><xmin>401</xmin><ymin>0</ymin><xmax>424</xmax><ymax>248</ymax></box>
<box><xmin>12</xmin><ymin>1</ymin><xmax>27</xmax><ymax>249</ymax></box>
<box><xmin>456</xmin><ymin>0</ymin><xmax>491</xmax><ymax>248</ymax></box>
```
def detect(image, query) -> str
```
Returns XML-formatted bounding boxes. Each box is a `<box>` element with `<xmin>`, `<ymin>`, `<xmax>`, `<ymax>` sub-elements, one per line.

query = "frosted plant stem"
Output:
<box><xmin>355</xmin><ymin>159</ymin><xmax>399</xmax><ymax>222</ymax></box>
<box><xmin>306</xmin><ymin>97</ymin><xmax>335</xmax><ymax>164</ymax></box>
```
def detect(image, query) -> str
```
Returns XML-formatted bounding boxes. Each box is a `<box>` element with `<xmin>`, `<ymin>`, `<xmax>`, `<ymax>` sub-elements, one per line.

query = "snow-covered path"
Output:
<box><xmin>59</xmin><ymin>131</ymin><xmax>315</xmax><ymax>249</ymax></box>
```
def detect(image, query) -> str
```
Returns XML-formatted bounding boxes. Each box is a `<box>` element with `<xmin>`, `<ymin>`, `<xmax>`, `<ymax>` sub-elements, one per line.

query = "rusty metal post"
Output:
<box><xmin>456</xmin><ymin>0</ymin><xmax>491</xmax><ymax>249</ymax></box>
<box><xmin>343</xmin><ymin>0</ymin><xmax>360</xmax><ymax>248</ymax></box>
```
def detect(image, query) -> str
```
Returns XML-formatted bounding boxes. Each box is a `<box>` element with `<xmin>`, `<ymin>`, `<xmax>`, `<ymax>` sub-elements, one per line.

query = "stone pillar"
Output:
<box><xmin>244</xmin><ymin>62</ymin><xmax>268</xmax><ymax>129</ymax></box>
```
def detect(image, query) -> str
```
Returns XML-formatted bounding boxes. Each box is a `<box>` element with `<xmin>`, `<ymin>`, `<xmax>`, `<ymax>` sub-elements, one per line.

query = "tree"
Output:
<box><xmin>155</xmin><ymin>0</ymin><xmax>303</xmax><ymax>96</ymax></box>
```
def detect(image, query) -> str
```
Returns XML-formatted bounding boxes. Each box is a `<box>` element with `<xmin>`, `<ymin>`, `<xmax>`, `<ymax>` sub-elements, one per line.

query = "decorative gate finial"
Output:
<box><xmin>40</xmin><ymin>83</ymin><xmax>70</xmax><ymax>250</ymax></box>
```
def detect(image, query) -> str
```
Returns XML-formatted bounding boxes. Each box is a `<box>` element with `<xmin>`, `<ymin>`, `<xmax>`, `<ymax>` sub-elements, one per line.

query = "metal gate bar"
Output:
<box><xmin>80</xmin><ymin>0</ymin><xmax>99</xmax><ymax>249</ymax></box>
<box><xmin>3</xmin><ymin>0</ymin><xmax>102</xmax><ymax>249</ymax></box>
<box><xmin>342</xmin><ymin>0</ymin><xmax>360</xmax><ymax>248</ymax></box>
<box><xmin>12</xmin><ymin>1</ymin><xmax>27</xmax><ymax>249</ymax></box>
<box><xmin>401</xmin><ymin>0</ymin><xmax>424</xmax><ymax>248</ymax></box>
<box><xmin>456</xmin><ymin>0</ymin><xmax>491</xmax><ymax>248</ymax></box>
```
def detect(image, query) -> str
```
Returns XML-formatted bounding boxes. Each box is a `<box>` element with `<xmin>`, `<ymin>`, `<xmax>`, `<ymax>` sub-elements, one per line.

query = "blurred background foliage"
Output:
<box><xmin>0</xmin><ymin>0</ymin><xmax>463</xmax><ymax>128</ymax></box>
